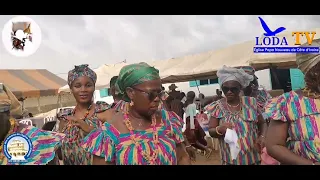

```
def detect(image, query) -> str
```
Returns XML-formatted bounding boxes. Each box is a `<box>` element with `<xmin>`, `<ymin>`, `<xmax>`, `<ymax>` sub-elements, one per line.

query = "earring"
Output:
<box><xmin>130</xmin><ymin>101</ymin><xmax>134</xmax><ymax>106</ymax></box>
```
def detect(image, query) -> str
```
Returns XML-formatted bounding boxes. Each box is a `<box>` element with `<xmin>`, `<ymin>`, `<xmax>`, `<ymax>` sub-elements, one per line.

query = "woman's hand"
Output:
<box><xmin>217</xmin><ymin>123</ymin><xmax>234</xmax><ymax>135</ymax></box>
<box><xmin>255</xmin><ymin>135</ymin><xmax>266</xmax><ymax>152</ymax></box>
<box><xmin>66</xmin><ymin>116</ymin><xmax>94</xmax><ymax>134</ymax></box>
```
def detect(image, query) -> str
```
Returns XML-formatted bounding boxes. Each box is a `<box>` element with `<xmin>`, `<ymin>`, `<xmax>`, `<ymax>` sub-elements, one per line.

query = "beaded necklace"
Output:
<box><xmin>0</xmin><ymin>118</ymin><xmax>18</xmax><ymax>160</ymax></box>
<box><xmin>225</xmin><ymin>98</ymin><xmax>242</xmax><ymax>114</ymax></box>
<box><xmin>62</xmin><ymin>104</ymin><xmax>92</xmax><ymax>142</ymax></box>
<box><xmin>224</xmin><ymin>98</ymin><xmax>242</xmax><ymax>126</ymax></box>
<box><xmin>123</xmin><ymin>105</ymin><xmax>163</xmax><ymax>165</ymax></box>
<box><xmin>302</xmin><ymin>87</ymin><xmax>320</xmax><ymax>99</ymax></box>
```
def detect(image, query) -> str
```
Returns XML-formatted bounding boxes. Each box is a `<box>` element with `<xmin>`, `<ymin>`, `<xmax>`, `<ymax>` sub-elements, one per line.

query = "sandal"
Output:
<box><xmin>205</xmin><ymin>148</ymin><xmax>213</xmax><ymax>159</ymax></box>
<box><xmin>197</xmin><ymin>149</ymin><xmax>203</xmax><ymax>154</ymax></box>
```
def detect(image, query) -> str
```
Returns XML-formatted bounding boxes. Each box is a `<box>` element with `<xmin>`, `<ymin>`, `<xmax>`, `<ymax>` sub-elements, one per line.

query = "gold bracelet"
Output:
<box><xmin>216</xmin><ymin>126</ymin><xmax>223</xmax><ymax>135</ymax></box>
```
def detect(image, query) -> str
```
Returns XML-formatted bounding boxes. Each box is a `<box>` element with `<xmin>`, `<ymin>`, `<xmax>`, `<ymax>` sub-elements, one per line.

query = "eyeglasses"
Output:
<box><xmin>132</xmin><ymin>87</ymin><xmax>163</xmax><ymax>101</ymax></box>
<box><xmin>221</xmin><ymin>86</ymin><xmax>240</xmax><ymax>94</ymax></box>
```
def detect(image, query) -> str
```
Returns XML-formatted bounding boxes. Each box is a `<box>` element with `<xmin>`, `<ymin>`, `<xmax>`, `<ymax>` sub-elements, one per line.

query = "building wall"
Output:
<box><xmin>94</xmin><ymin>68</ymin><xmax>305</xmax><ymax>102</ymax></box>
<box><xmin>162</xmin><ymin>69</ymin><xmax>272</xmax><ymax>97</ymax></box>
<box><xmin>94</xmin><ymin>90</ymin><xmax>114</xmax><ymax>104</ymax></box>
<box><xmin>94</xmin><ymin>69</ymin><xmax>272</xmax><ymax>102</ymax></box>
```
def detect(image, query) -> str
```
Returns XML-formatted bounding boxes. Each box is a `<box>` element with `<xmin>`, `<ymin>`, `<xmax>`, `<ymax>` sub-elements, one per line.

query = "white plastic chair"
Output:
<box><xmin>19</xmin><ymin>119</ymin><xmax>33</xmax><ymax>126</ymax></box>
<box><xmin>43</xmin><ymin>116</ymin><xmax>54</xmax><ymax>124</ymax></box>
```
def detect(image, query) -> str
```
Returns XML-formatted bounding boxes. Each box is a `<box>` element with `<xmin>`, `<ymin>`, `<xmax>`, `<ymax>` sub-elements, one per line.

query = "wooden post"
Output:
<box><xmin>37</xmin><ymin>98</ymin><xmax>41</xmax><ymax>113</ymax></box>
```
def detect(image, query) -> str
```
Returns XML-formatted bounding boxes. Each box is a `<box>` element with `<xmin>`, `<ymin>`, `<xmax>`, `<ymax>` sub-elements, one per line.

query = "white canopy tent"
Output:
<box><xmin>59</xmin><ymin>41</ymin><xmax>255</xmax><ymax>94</ymax></box>
<box><xmin>58</xmin><ymin>27</ymin><xmax>320</xmax><ymax>92</ymax></box>
<box><xmin>152</xmin><ymin>40</ymin><xmax>254</xmax><ymax>83</ymax></box>
<box><xmin>154</xmin><ymin>28</ymin><xmax>320</xmax><ymax>83</ymax></box>
<box><xmin>250</xmin><ymin>28</ymin><xmax>320</xmax><ymax>71</ymax></box>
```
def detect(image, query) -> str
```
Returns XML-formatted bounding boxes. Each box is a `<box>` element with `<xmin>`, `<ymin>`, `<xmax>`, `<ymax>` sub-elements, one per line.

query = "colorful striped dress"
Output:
<box><xmin>0</xmin><ymin>123</ymin><xmax>65</xmax><ymax>165</ymax></box>
<box><xmin>256</xmin><ymin>89</ymin><xmax>272</xmax><ymax>115</ymax></box>
<box><xmin>81</xmin><ymin>109</ymin><xmax>184</xmax><ymax>165</ymax></box>
<box><xmin>265</xmin><ymin>91</ymin><xmax>320</xmax><ymax>162</ymax></box>
<box><xmin>113</xmin><ymin>100</ymin><xmax>126</xmax><ymax>112</ymax></box>
<box><xmin>205</xmin><ymin>96</ymin><xmax>261</xmax><ymax>165</ymax></box>
<box><xmin>58</xmin><ymin>101</ymin><xmax>110</xmax><ymax>165</ymax></box>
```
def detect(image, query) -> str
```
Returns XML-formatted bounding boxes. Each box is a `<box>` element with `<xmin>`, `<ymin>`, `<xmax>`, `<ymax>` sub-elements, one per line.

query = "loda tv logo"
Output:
<box><xmin>254</xmin><ymin>17</ymin><xmax>318</xmax><ymax>53</ymax></box>
<box><xmin>291</xmin><ymin>32</ymin><xmax>316</xmax><ymax>45</ymax></box>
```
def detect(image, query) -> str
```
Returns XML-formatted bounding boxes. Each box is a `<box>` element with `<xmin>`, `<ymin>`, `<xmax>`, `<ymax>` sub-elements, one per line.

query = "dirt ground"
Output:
<box><xmin>192</xmin><ymin>150</ymin><xmax>221</xmax><ymax>165</ymax></box>
<box><xmin>192</xmin><ymin>137</ymin><xmax>221</xmax><ymax>165</ymax></box>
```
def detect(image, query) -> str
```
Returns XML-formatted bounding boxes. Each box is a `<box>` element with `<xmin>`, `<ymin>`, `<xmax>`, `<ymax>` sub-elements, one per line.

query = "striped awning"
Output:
<box><xmin>0</xmin><ymin>69</ymin><xmax>66</xmax><ymax>99</ymax></box>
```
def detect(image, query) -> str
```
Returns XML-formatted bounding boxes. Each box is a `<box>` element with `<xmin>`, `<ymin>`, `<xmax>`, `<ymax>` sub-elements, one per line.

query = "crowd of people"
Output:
<box><xmin>0</xmin><ymin>40</ymin><xmax>320</xmax><ymax>165</ymax></box>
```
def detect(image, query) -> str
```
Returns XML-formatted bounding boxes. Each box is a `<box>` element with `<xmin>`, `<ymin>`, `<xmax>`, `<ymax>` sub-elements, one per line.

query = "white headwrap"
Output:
<box><xmin>217</xmin><ymin>65</ymin><xmax>254</xmax><ymax>88</ymax></box>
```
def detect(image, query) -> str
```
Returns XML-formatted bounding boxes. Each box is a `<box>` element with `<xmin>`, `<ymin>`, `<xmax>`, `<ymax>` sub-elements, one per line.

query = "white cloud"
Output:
<box><xmin>1</xmin><ymin>15</ymin><xmax>320</xmax><ymax>80</ymax></box>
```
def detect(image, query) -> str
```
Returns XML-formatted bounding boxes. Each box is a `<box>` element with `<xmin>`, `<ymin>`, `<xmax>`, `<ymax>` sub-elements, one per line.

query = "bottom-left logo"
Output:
<box><xmin>3</xmin><ymin>133</ymin><xmax>33</xmax><ymax>163</ymax></box>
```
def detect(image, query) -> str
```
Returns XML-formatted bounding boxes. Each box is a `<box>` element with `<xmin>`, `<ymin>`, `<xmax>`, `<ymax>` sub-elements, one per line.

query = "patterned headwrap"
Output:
<box><xmin>0</xmin><ymin>84</ymin><xmax>23</xmax><ymax>116</ymax></box>
<box><xmin>115</xmin><ymin>62</ymin><xmax>160</xmax><ymax>102</ymax></box>
<box><xmin>296</xmin><ymin>38</ymin><xmax>320</xmax><ymax>74</ymax></box>
<box><xmin>217</xmin><ymin>65</ymin><xmax>254</xmax><ymax>88</ymax></box>
<box><xmin>239</xmin><ymin>66</ymin><xmax>255</xmax><ymax>74</ymax></box>
<box><xmin>67</xmin><ymin>64</ymin><xmax>97</xmax><ymax>86</ymax></box>
<box><xmin>239</xmin><ymin>66</ymin><xmax>258</xmax><ymax>79</ymax></box>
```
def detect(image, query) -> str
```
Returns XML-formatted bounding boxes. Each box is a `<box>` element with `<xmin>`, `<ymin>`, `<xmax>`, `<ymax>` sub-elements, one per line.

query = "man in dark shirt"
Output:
<box><xmin>170</xmin><ymin>93</ymin><xmax>184</xmax><ymax>118</ymax></box>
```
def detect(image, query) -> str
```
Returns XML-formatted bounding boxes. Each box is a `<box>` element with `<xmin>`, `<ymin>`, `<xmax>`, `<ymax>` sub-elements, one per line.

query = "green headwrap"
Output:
<box><xmin>115</xmin><ymin>62</ymin><xmax>160</xmax><ymax>102</ymax></box>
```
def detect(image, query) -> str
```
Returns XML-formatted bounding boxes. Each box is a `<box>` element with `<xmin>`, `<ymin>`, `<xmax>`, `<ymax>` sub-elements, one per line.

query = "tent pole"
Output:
<box><xmin>55</xmin><ymin>93</ymin><xmax>61</xmax><ymax>119</ymax></box>
<box><xmin>192</xmin><ymin>76</ymin><xmax>201</xmax><ymax>94</ymax></box>
<box><xmin>37</xmin><ymin>98</ymin><xmax>41</xmax><ymax>113</ymax></box>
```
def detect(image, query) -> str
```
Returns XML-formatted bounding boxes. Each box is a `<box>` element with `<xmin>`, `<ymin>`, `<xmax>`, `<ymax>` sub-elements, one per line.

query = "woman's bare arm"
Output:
<box><xmin>176</xmin><ymin>143</ymin><xmax>191</xmax><ymax>165</ymax></box>
<box><xmin>92</xmin><ymin>155</ymin><xmax>114</xmax><ymax>165</ymax></box>
<box><xmin>56</xmin><ymin>147</ymin><xmax>63</xmax><ymax>160</ymax></box>
<box><xmin>97</xmin><ymin>109</ymin><xmax>116</xmax><ymax>123</ymax></box>
<box><xmin>257</xmin><ymin>114</ymin><xmax>268</xmax><ymax>136</ymax></box>
<box><xmin>58</xmin><ymin>119</ymin><xmax>66</xmax><ymax>133</ymax></box>
<box><xmin>266</xmin><ymin>120</ymin><xmax>314</xmax><ymax>165</ymax></box>
<box><xmin>80</xmin><ymin>109</ymin><xmax>115</xmax><ymax>137</ymax></box>
<box><xmin>208</xmin><ymin>117</ymin><xmax>221</xmax><ymax>138</ymax></box>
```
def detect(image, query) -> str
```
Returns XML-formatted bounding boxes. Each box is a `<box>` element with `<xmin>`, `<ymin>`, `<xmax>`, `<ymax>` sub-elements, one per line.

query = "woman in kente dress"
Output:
<box><xmin>265</xmin><ymin>39</ymin><xmax>320</xmax><ymax>165</ymax></box>
<box><xmin>55</xmin><ymin>64</ymin><xmax>112</xmax><ymax>165</ymax></box>
<box><xmin>239</xmin><ymin>66</ymin><xmax>278</xmax><ymax>165</ymax></box>
<box><xmin>205</xmin><ymin>66</ymin><xmax>267</xmax><ymax>165</ymax></box>
<box><xmin>0</xmin><ymin>84</ymin><xmax>65</xmax><ymax>165</ymax></box>
<box><xmin>81</xmin><ymin>62</ymin><xmax>191</xmax><ymax>165</ymax></box>
<box><xmin>239</xmin><ymin>66</ymin><xmax>272</xmax><ymax>119</ymax></box>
